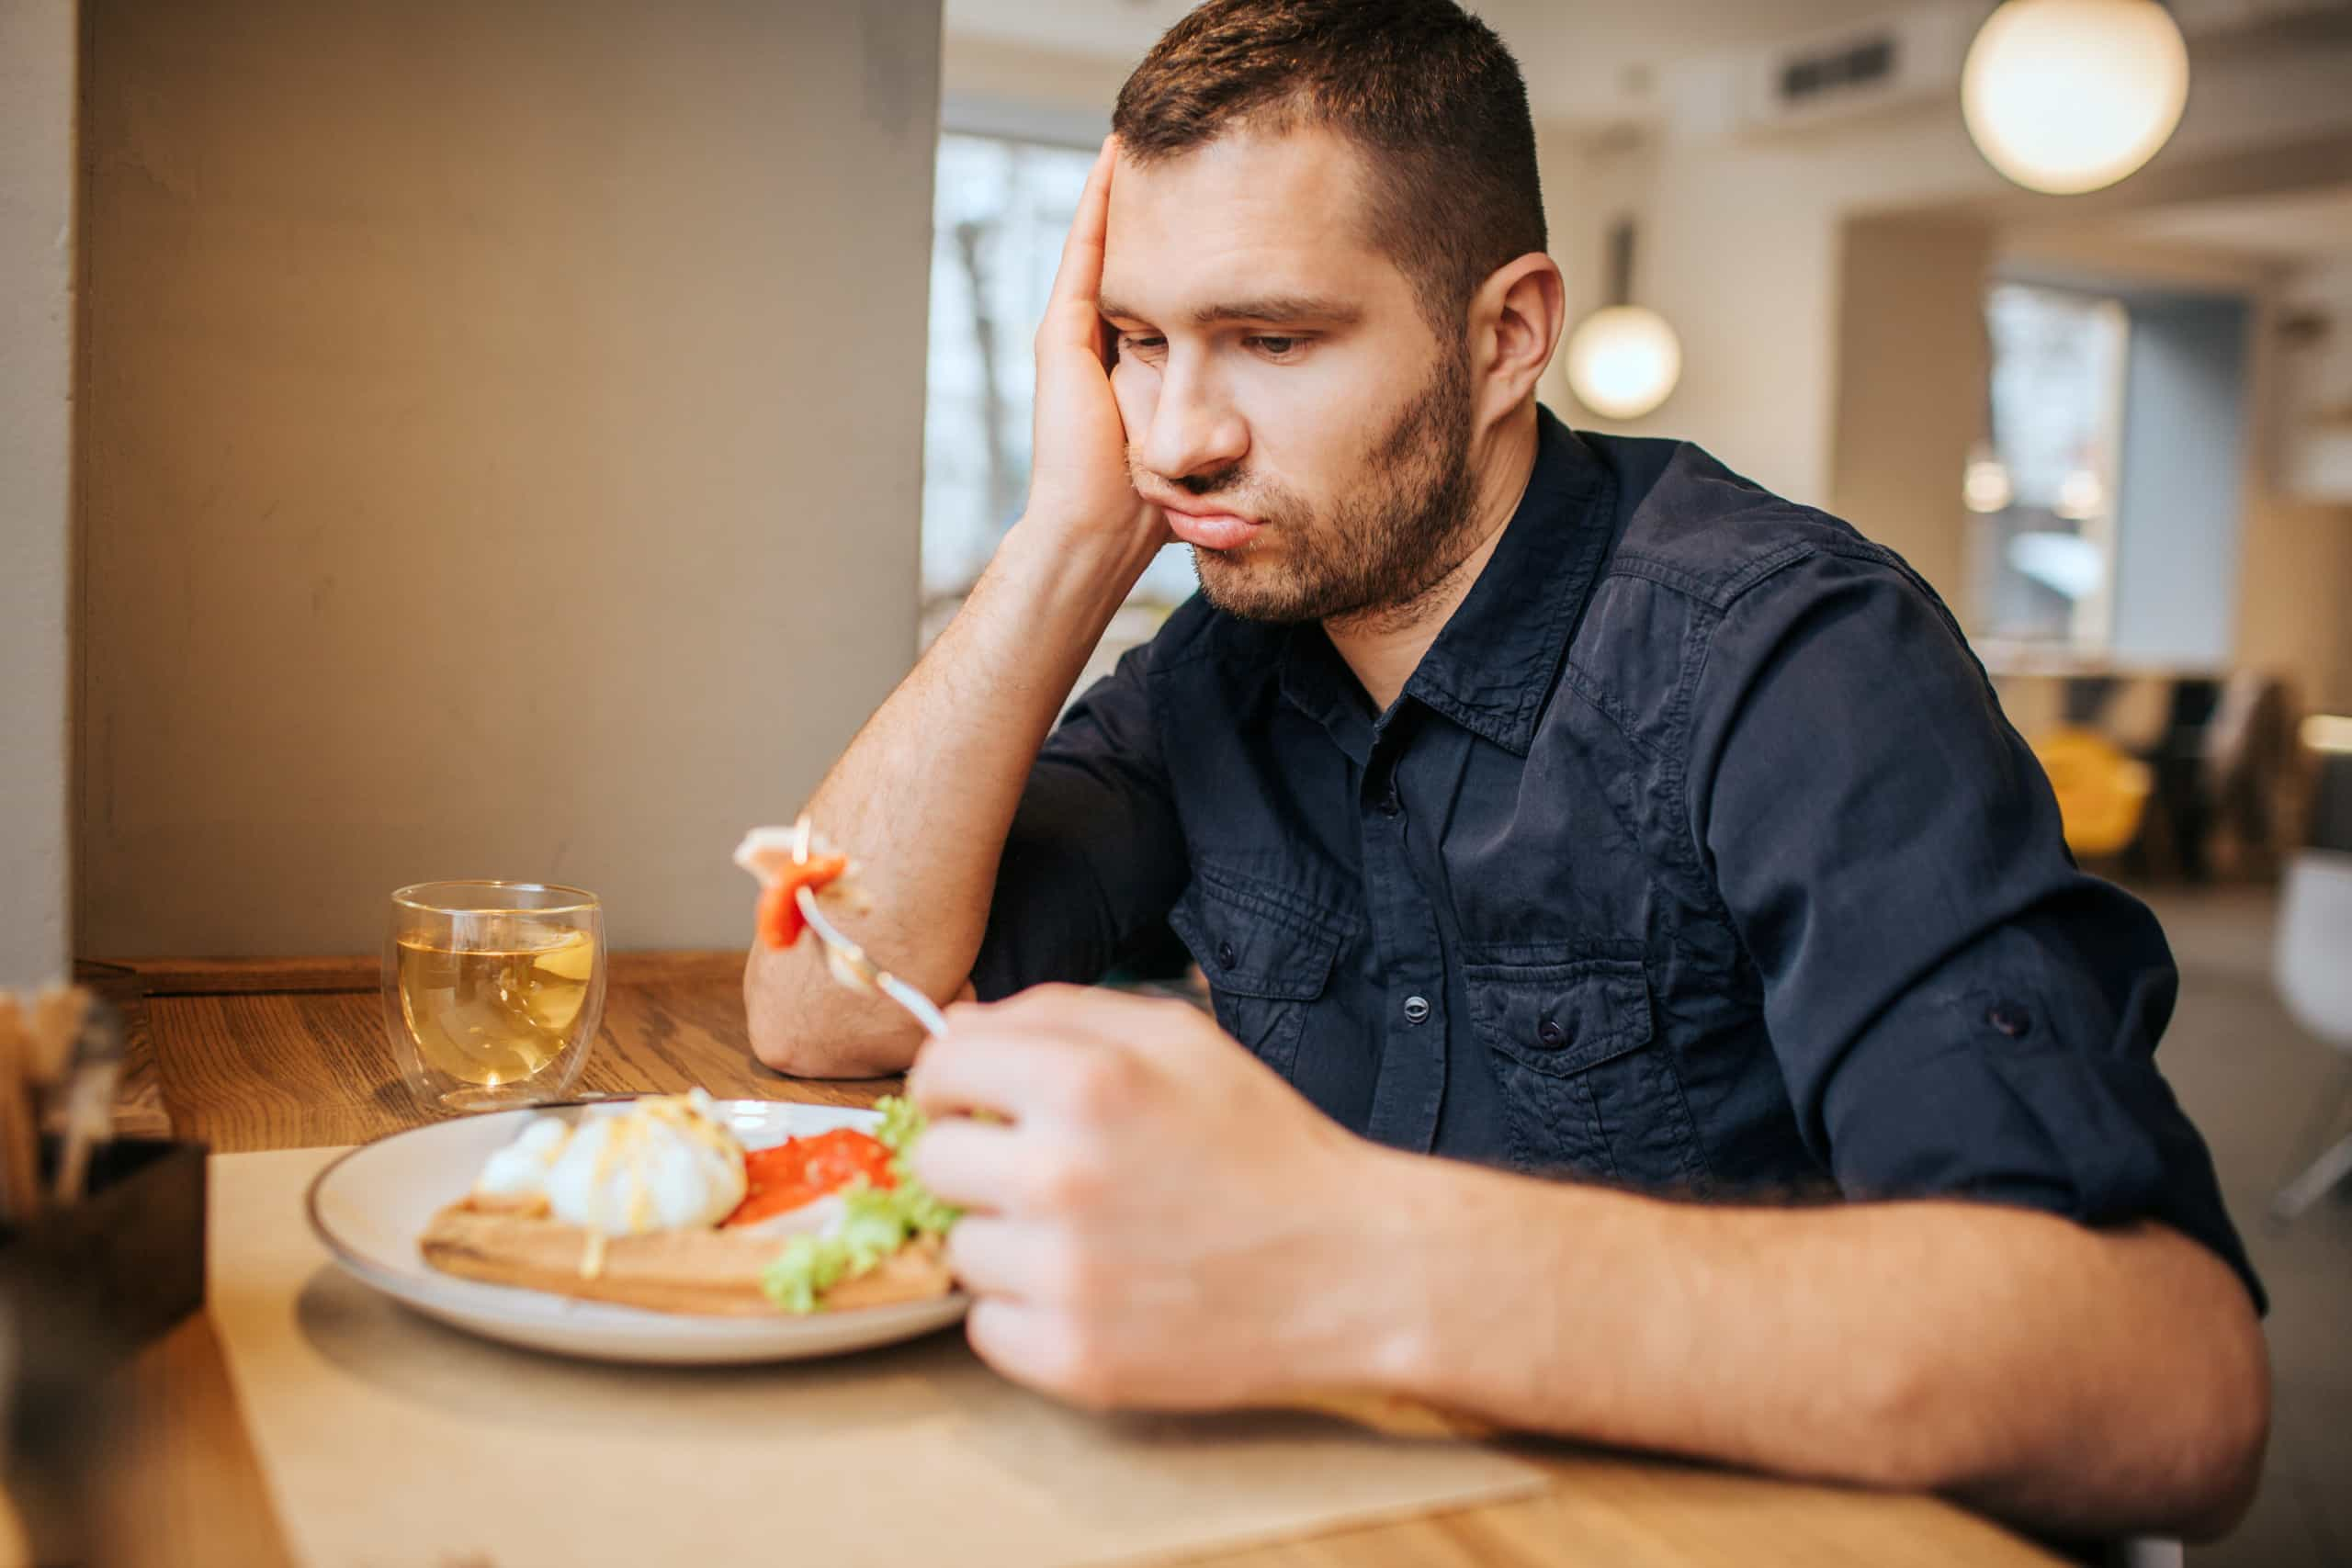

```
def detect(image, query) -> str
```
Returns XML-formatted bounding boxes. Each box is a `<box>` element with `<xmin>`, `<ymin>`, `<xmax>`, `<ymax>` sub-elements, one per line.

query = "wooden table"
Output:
<box><xmin>89</xmin><ymin>954</ymin><xmax>2067</xmax><ymax>1568</ymax></box>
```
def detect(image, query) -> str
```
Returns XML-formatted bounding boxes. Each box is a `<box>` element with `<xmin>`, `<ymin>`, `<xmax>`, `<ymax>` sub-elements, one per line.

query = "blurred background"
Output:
<box><xmin>4</xmin><ymin>0</ymin><xmax>2350</xmax><ymax>1559</ymax></box>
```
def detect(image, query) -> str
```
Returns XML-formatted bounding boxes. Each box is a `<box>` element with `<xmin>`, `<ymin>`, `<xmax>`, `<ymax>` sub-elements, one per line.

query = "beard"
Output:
<box><xmin>1133</xmin><ymin>345</ymin><xmax>1480</xmax><ymax>628</ymax></box>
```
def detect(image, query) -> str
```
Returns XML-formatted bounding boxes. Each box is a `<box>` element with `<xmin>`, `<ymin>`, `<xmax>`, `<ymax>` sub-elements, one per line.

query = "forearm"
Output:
<box><xmin>745</xmin><ymin>517</ymin><xmax>1159</xmax><ymax>1076</ymax></box>
<box><xmin>1344</xmin><ymin>1152</ymin><xmax>2267</xmax><ymax>1540</ymax></box>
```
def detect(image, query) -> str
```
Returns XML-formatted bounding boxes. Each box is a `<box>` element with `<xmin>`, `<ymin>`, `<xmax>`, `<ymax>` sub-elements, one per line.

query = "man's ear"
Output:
<box><xmin>1469</xmin><ymin>253</ymin><xmax>1566</xmax><ymax>423</ymax></box>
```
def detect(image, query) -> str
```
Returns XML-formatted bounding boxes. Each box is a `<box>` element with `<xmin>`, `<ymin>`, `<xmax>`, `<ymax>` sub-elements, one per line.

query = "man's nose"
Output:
<box><xmin>1136</xmin><ymin>357</ymin><xmax>1248</xmax><ymax>484</ymax></box>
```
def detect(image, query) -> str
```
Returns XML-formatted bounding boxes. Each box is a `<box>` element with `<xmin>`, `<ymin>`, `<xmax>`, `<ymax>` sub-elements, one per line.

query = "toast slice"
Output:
<box><xmin>418</xmin><ymin>1198</ymin><xmax>955</xmax><ymax>1316</ymax></box>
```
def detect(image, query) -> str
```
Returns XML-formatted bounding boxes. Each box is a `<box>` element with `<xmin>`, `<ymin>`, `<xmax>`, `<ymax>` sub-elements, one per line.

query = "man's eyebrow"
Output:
<box><xmin>1098</xmin><ymin>295</ymin><xmax>1363</xmax><ymax>328</ymax></box>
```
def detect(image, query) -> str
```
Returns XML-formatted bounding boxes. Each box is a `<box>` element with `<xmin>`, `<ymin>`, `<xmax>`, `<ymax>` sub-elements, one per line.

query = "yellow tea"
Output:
<box><xmin>395</xmin><ymin>926</ymin><xmax>596</xmax><ymax>1088</ymax></box>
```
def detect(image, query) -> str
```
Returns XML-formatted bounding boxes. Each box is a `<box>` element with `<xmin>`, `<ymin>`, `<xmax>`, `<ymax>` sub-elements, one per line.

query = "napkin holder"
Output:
<box><xmin>0</xmin><ymin>1134</ymin><xmax>208</xmax><ymax>1360</ymax></box>
<box><xmin>0</xmin><ymin>1135</ymin><xmax>205</xmax><ymax>1564</ymax></box>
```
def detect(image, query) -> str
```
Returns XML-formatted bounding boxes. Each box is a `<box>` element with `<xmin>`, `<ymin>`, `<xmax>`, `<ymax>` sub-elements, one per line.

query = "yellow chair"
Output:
<box><xmin>2031</xmin><ymin>727</ymin><xmax>2154</xmax><ymax>859</ymax></box>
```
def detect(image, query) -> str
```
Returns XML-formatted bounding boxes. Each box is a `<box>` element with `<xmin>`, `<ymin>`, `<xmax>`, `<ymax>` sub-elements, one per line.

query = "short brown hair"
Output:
<box><xmin>1112</xmin><ymin>0</ymin><xmax>1547</xmax><ymax>332</ymax></box>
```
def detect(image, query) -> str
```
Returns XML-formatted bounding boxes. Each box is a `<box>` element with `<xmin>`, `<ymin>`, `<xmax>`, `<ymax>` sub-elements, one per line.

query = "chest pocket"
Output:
<box><xmin>1464</xmin><ymin>956</ymin><xmax>1710</xmax><ymax>1194</ymax></box>
<box><xmin>1166</xmin><ymin>869</ymin><xmax>1347</xmax><ymax>1080</ymax></box>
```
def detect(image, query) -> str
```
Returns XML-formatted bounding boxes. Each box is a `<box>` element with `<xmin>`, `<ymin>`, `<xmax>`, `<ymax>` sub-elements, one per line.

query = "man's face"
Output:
<box><xmin>1101</xmin><ymin>128</ymin><xmax>1477</xmax><ymax>626</ymax></box>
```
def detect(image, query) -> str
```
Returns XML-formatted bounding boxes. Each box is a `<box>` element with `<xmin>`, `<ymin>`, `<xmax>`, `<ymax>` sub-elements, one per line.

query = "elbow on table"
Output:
<box><xmin>2159</xmin><ymin>1293</ymin><xmax>2271</xmax><ymax>1544</ymax></box>
<box><xmin>2066</xmin><ymin>1240</ymin><xmax>2271</xmax><ymax>1544</ymax></box>
<box><xmin>742</xmin><ymin>949</ymin><xmax>918</xmax><ymax>1078</ymax></box>
<box><xmin>1850</xmin><ymin>1336</ymin><xmax>2267</xmax><ymax>1545</ymax></box>
<box><xmin>1875</xmin><ymin>1238</ymin><xmax>2272</xmax><ymax>1544</ymax></box>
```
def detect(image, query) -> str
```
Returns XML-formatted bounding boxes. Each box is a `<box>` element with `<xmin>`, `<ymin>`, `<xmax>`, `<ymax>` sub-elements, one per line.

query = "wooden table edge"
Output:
<box><xmin>83</xmin><ymin>949</ymin><xmax>752</xmax><ymax>997</ymax></box>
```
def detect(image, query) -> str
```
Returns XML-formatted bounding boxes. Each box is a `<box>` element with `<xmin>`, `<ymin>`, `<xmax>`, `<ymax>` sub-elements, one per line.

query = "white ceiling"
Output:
<box><xmin>2107</xmin><ymin>185</ymin><xmax>2352</xmax><ymax>261</ymax></box>
<box><xmin>943</xmin><ymin>0</ymin><xmax>1953</xmax><ymax>126</ymax></box>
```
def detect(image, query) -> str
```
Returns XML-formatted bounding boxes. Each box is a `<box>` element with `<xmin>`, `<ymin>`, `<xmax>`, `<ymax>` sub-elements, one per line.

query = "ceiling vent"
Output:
<box><xmin>1724</xmin><ymin>8</ymin><xmax>1976</xmax><ymax>136</ymax></box>
<box><xmin>1776</xmin><ymin>34</ymin><xmax>1901</xmax><ymax>109</ymax></box>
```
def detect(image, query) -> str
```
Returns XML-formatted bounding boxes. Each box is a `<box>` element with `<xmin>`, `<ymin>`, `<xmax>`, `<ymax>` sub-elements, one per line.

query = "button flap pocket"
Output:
<box><xmin>1167</xmin><ymin>868</ymin><xmax>1346</xmax><ymax>1001</ymax></box>
<box><xmin>1464</xmin><ymin>957</ymin><xmax>1655</xmax><ymax>1077</ymax></box>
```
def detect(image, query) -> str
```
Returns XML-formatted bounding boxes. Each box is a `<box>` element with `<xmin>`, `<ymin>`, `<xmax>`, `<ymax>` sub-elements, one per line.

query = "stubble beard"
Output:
<box><xmin>1138</xmin><ymin>346</ymin><xmax>1482</xmax><ymax>630</ymax></box>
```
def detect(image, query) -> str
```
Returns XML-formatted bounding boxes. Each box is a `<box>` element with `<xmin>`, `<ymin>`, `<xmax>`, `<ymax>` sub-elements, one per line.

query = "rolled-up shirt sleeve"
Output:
<box><xmin>969</xmin><ymin>635</ymin><xmax>1191</xmax><ymax>1000</ymax></box>
<box><xmin>1684</xmin><ymin>545</ymin><xmax>2261</xmax><ymax>1308</ymax></box>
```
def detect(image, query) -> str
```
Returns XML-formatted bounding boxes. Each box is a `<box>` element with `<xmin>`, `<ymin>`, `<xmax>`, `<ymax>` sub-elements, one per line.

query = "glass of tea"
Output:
<box><xmin>383</xmin><ymin>881</ymin><xmax>605</xmax><ymax>1113</ymax></box>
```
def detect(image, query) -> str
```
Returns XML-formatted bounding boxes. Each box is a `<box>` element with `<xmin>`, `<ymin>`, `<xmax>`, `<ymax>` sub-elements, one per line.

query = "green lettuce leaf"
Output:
<box><xmin>759</xmin><ymin>1096</ymin><xmax>962</xmax><ymax>1314</ymax></box>
<box><xmin>761</xmin><ymin>1233</ymin><xmax>850</xmax><ymax>1315</ymax></box>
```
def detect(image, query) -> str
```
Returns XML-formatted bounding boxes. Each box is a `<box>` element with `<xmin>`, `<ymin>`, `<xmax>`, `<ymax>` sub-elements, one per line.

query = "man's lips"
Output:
<box><xmin>1157</xmin><ymin>503</ymin><xmax>1263</xmax><ymax>552</ymax></box>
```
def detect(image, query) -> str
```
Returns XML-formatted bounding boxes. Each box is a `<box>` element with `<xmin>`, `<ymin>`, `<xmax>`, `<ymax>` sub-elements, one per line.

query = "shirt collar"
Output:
<box><xmin>1278</xmin><ymin>406</ymin><xmax>1617</xmax><ymax>760</ymax></box>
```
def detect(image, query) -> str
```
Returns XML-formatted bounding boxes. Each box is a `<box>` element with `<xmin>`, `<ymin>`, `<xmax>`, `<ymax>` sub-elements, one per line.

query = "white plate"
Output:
<box><xmin>305</xmin><ymin>1099</ymin><xmax>970</xmax><ymax>1366</ymax></box>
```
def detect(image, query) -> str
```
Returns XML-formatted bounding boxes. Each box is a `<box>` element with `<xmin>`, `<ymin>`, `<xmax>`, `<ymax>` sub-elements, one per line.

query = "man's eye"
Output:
<box><xmin>1118</xmin><ymin>333</ymin><xmax>1166</xmax><ymax>355</ymax></box>
<box><xmin>1247</xmin><ymin>335</ymin><xmax>1304</xmax><ymax>359</ymax></box>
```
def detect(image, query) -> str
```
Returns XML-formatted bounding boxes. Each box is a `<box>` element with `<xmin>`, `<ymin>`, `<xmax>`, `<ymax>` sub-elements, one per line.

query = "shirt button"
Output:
<box><xmin>1216</xmin><ymin>941</ymin><xmax>1238</xmax><ymax>970</ymax></box>
<box><xmin>1986</xmin><ymin>1002</ymin><xmax>2032</xmax><ymax>1038</ymax></box>
<box><xmin>1378</xmin><ymin>791</ymin><xmax>1401</xmax><ymax>818</ymax></box>
<box><xmin>1537</xmin><ymin>1019</ymin><xmax>1566</xmax><ymax>1046</ymax></box>
<box><xmin>1401</xmin><ymin>995</ymin><xmax>1431</xmax><ymax>1025</ymax></box>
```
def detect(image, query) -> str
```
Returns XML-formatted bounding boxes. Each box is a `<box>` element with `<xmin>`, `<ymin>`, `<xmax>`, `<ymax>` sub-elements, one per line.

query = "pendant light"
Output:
<box><xmin>1565</xmin><ymin>219</ymin><xmax>1682</xmax><ymax>422</ymax></box>
<box><xmin>1962</xmin><ymin>0</ymin><xmax>2190</xmax><ymax>196</ymax></box>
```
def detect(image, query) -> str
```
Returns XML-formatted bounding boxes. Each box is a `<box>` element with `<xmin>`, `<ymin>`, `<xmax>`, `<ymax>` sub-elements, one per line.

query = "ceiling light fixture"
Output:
<box><xmin>1566</xmin><ymin>219</ymin><xmax>1682</xmax><ymax>421</ymax></box>
<box><xmin>1962</xmin><ymin>0</ymin><xmax>2190</xmax><ymax>196</ymax></box>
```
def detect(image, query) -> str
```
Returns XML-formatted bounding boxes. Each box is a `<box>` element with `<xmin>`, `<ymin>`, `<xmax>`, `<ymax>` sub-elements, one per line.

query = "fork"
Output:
<box><xmin>768</xmin><ymin>816</ymin><xmax>952</xmax><ymax>1042</ymax></box>
<box><xmin>792</xmin><ymin>881</ymin><xmax>952</xmax><ymax>1042</ymax></box>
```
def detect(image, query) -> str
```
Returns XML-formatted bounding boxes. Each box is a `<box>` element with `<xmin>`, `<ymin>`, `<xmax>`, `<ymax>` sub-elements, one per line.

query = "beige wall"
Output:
<box><xmin>77</xmin><ymin>0</ymin><xmax>942</xmax><ymax>955</ymax></box>
<box><xmin>2280</xmin><ymin>257</ymin><xmax>2352</xmax><ymax>503</ymax></box>
<box><xmin>1826</xmin><ymin>215</ymin><xmax>1996</xmax><ymax>607</ymax></box>
<box><xmin>0</xmin><ymin>0</ymin><xmax>76</xmax><ymax>987</ymax></box>
<box><xmin>944</xmin><ymin>30</ymin><xmax>1129</xmax><ymax>118</ymax></box>
<box><xmin>2237</xmin><ymin>492</ymin><xmax>2352</xmax><ymax>714</ymax></box>
<box><xmin>2234</xmin><ymin>276</ymin><xmax>2352</xmax><ymax>715</ymax></box>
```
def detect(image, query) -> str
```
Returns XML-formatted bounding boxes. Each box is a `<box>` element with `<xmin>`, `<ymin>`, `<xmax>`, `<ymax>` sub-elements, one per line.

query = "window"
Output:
<box><xmin>922</xmin><ymin>132</ymin><xmax>1198</xmax><ymax>626</ymax></box>
<box><xmin>1968</xmin><ymin>283</ymin><xmax>2132</xmax><ymax>649</ymax></box>
<box><xmin>1968</xmin><ymin>280</ymin><xmax>2251</xmax><ymax>666</ymax></box>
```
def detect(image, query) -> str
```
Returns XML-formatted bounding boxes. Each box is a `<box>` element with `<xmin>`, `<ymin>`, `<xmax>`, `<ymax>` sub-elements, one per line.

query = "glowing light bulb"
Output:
<box><xmin>1963</xmin><ymin>445</ymin><xmax>2015</xmax><ymax>513</ymax></box>
<box><xmin>1962</xmin><ymin>0</ymin><xmax>2189</xmax><ymax>196</ymax></box>
<box><xmin>1565</xmin><ymin>305</ymin><xmax>1683</xmax><ymax>421</ymax></box>
<box><xmin>2055</xmin><ymin>467</ymin><xmax>2106</xmax><ymax>520</ymax></box>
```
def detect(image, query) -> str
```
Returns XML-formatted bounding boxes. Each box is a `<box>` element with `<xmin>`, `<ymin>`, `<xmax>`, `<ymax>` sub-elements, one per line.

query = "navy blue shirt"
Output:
<box><xmin>975</xmin><ymin>407</ymin><xmax>2259</xmax><ymax>1306</ymax></box>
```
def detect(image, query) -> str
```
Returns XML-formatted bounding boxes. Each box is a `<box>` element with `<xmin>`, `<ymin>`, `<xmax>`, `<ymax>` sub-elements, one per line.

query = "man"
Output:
<box><xmin>747</xmin><ymin>0</ymin><xmax>2267</xmax><ymax>1542</ymax></box>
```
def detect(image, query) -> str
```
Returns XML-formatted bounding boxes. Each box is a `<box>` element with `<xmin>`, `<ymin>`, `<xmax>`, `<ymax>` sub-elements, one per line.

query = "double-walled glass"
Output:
<box><xmin>383</xmin><ymin>881</ymin><xmax>605</xmax><ymax>1113</ymax></box>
